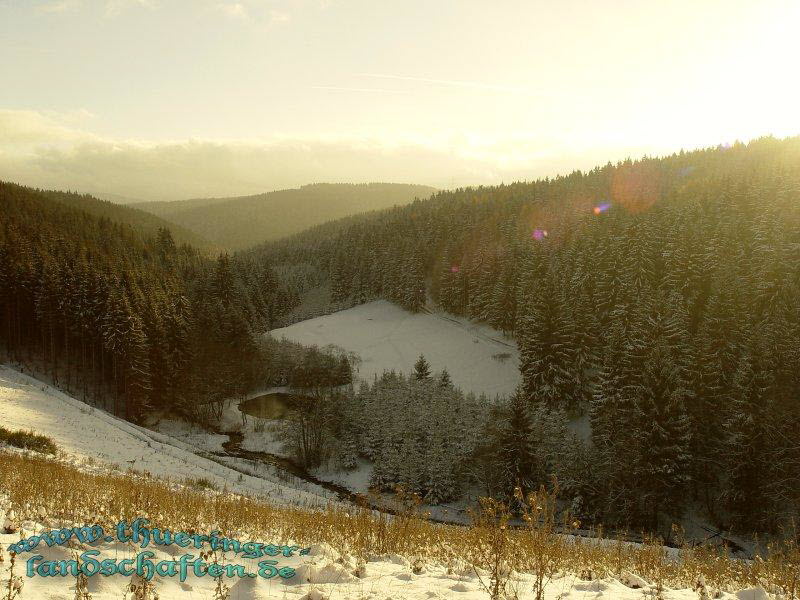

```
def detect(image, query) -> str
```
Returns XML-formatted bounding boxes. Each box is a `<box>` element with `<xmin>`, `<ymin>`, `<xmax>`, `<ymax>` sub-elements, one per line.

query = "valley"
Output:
<box><xmin>3</xmin><ymin>139</ymin><xmax>800</xmax><ymax>600</ymax></box>
<box><xmin>0</xmin><ymin>365</ymin><xmax>337</xmax><ymax>508</ymax></box>
<box><xmin>4</xmin><ymin>3</ymin><xmax>799</xmax><ymax>597</ymax></box>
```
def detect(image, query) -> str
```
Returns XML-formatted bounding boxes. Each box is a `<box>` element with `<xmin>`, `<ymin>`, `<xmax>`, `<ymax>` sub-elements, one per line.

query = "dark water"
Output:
<box><xmin>238</xmin><ymin>392</ymin><xmax>312</xmax><ymax>419</ymax></box>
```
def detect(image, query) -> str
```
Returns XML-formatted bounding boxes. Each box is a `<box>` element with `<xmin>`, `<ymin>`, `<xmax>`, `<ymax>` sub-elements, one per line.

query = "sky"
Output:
<box><xmin>1</xmin><ymin>0</ymin><xmax>799</xmax><ymax>201</ymax></box>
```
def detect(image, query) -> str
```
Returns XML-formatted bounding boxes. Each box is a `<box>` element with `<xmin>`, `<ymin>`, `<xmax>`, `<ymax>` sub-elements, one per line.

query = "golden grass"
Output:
<box><xmin>0</xmin><ymin>451</ymin><xmax>797</xmax><ymax>598</ymax></box>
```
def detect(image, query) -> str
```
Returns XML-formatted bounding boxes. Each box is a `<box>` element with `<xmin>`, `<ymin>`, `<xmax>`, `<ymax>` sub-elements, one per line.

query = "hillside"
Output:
<box><xmin>132</xmin><ymin>194</ymin><xmax>237</xmax><ymax>215</ymax></box>
<box><xmin>250</xmin><ymin>136</ymin><xmax>800</xmax><ymax>533</ymax></box>
<box><xmin>2</xmin><ymin>184</ymin><xmax>217</xmax><ymax>250</ymax></box>
<box><xmin>0</xmin><ymin>181</ymin><xmax>294</xmax><ymax>423</ymax></box>
<box><xmin>0</xmin><ymin>365</ymin><xmax>333</xmax><ymax>506</ymax></box>
<box><xmin>134</xmin><ymin>182</ymin><xmax>437</xmax><ymax>251</ymax></box>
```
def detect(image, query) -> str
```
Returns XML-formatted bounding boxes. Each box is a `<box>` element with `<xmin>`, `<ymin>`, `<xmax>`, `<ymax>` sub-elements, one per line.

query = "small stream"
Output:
<box><xmin>214</xmin><ymin>429</ymin><xmax>474</xmax><ymax>527</ymax></box>
<box><xmin>217</xmin><ymin>430</ymin><xmax>370</xmax><ymax>507</ymax></box>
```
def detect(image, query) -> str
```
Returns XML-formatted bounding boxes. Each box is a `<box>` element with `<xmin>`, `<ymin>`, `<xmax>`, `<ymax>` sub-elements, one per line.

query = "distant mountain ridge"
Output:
<box><xmin>130</xmin><ymin>195</ymin><xmax>239</xmax><ymax>216</ymax></box>
<box><xmin>132</xmin><ymin>182</ymin><xmax>437</xmax><ymax>251</ymax></box>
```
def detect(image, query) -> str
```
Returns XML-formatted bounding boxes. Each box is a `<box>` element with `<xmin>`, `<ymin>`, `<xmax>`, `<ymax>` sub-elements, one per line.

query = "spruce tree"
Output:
<box><xmin>497</xmin><ymin>389</ymin><xmax>537</xmax><ymax>505</ymax></box>
<box><xmin>413</xmin><ymin>354</ymin><xmax>431</xmax><ymax>380</ymax></box>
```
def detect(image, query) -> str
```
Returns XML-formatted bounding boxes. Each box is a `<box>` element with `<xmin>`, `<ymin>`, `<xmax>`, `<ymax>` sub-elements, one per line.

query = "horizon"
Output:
<box><xmin>3</xmin><ymin>135</ymin><xmax>791</xmax><ymax>205</ymax></box>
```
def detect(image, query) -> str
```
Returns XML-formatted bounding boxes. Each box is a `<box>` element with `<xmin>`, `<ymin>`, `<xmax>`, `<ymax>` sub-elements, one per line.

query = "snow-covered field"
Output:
<box><xmin>0</xmin><ymin>365</ymin><xmax>766</xmax><ymax>600</ymax></box>
<box><xmin>271</xmin><ymin>300</ymin><xmax>521</xmax><ymax>399</ymax></box>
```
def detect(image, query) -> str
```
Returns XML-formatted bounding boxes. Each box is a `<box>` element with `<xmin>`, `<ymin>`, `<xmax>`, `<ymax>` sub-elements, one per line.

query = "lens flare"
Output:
<box><xmin>611</xmin><ymin>162</ymin><xmax>661</xmax><ymax>213</ymax></box>
<box><xmin>593</xmin><ymin>202</ymin><xmax>611</xmax><ymax>215</ymax></box>
<box><xmin>532</xmin><ymin>228</ymin><xmax>548</xmax><ymax>240</ymax></box>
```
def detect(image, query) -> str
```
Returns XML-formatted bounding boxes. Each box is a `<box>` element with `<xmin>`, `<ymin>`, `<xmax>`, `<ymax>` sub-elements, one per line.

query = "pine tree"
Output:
<box><xmin>589</xmin><ymin>296</ymin><xmax>646</xmax><ymax>522</ymax></box>
<box><xmin>212</xmin><ymin>254</ymin><xmax>237</xmax><ymax>306</ymax></box>
<box><xmin>633</xmin><ymin>343</ymin><xmax>693</xmax><ymax>527</ymax></box>
<box><xmin>124</xmin><ymin>313</ymin><xmax>152</xmax><ymax>422</ymax></box>
<box><xmin>497</xmin><ymin>389</ymin><xmax>538</xmax><ymax>506</ymax></box>
<box><xmin>517</xmin><ymin>273</ymin><xmax>577</xmax><ymax>409</ymax></box>
<box><xmin>156</xmin><ymin>227</ymin><xmax>176</xmax><ymax>263</ymax></box>
<box><xmin>721</xmin><ymin>346</ymin><xmax>776</xmax><ymax>528</ymax></box>
<box><xmin>413</xmin><ymin>354</ymin><xmax>431</xmax><ymax>380</ymax></box>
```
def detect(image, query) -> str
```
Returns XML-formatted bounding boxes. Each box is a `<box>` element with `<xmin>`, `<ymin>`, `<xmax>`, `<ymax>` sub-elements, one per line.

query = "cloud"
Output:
<box><xmin>28</xmin><ymin>0</ymin><xmax>292</xmax><ymax>24</ymax></box>
<box><xmin>104</xmin><ymin>0</ymin><xmax>155</xmax><ymax>17</ymax></box>
<box><xmin>268</xmin><ymin>8</ymin><xmax>289</xmax><ymax>23</ymax></box>
<box><xmin>0</xmin><ymin>109</ymin><xmax>94</xmax><ymax>145</ymax></box>
<box><xmin>10</xmin><ymin>138</ymin><xmax>505</xmax><ymax>201</ymax></box>
<box><xmin>0</xmin><ymin>109</ymin><xmax>640</xmax><ymax>202</ymax></box>
<box><xmin>310</xmin><ymin>86</ymin><xmax>410</xmax><ymax>94</ymax></box>
<box><xmin>0</xmin><ymin>111</ymin><xmax>507</xmax><ymax>200</ymax></box>
<box><xmin>32</xmin><ymin>0</ymin><xmax>156</xmax><ymax>17</ymax></box>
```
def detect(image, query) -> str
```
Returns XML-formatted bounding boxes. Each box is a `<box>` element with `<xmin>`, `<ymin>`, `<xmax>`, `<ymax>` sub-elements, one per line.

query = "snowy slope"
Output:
<box><xmin>271</xmin><ymin>300</ymin><xmax>521</xmax><ymax>398</ymax></box>
<box><xmin>0</xmin><ymin>365</ymin><xmax>335</xmax><ymax>507</ymax></box>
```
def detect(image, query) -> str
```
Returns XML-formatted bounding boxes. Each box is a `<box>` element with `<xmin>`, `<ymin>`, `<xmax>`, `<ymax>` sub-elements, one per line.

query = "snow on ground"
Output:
<box><xmin>314</xmin><ymin>459</ymin><xmax>373</xmax><ymax>495</ymax></box>
<box><xmin>0</xmin><ymin>365</ymin><xmax>335</xmax><ymax>508</ymax></box>
<box><xmin>154</xmin><ymin>418</ymin><xmax>229</xmax><ymax>453</ymax></box>
<box><xmin>0</xmin><ymin>516</ymin><xmax>755</xmax><ymax>600</ymax></box>
<box><xmin>271</xmin><ymin>300</ymin><xmax>521</xmax><ymax>399</ymax></box>
<box><xmin>0</xmin><ymin>365</ymin><xmax>760</xmax><ymax>600</ymax></box>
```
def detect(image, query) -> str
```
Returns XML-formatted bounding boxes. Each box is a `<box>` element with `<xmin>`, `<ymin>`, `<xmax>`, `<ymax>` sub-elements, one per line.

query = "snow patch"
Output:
<box><xmin>735</xmin><ymin>588</ymin><xmax>769</xmax><ymax>600</ymax></box>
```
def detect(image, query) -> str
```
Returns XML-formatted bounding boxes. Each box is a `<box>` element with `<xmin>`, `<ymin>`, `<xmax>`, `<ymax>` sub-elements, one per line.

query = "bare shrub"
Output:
<box><xmin>1</xmin><ymin>552</ymin><xmax>23</xmax><ymax>600</ymax></box>
<box><xmin>468</xmin><ymin>497</ymin><xmax>514</xmax><ymax>600</ymax></box>
<box><xmin>517</xmin><ymin>481</ymin><xmax>567</xmax><ymax>600</ymax></box>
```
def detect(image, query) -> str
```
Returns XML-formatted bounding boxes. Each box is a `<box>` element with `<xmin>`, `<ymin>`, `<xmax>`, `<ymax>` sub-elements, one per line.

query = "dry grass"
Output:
<box><xmin>1</xmin><ymin>451</ymin><xmax>798</xmax><ymax>598</ymax></box>
<box><xmin>0</xmin><ymin>428</ymin><xmax>57</xmax><ymax>456</ymax></box>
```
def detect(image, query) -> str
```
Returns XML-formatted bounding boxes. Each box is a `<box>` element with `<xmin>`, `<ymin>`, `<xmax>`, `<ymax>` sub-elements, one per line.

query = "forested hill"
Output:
<box><xmin>10</xmin><ymin>185</ymin><xmax>217</xmax><ymax>251</ymax></box>
<box><xmin>0</xmin><ymin>182</ymin><xmax>295</xmax><ymax>422</ymax></box>
<box><xmin>250</xmin><ymin>136</ymin><xmax>800</xmax><ymax>529</ymax></box>
<box><xmin>133</xmin><ymin>182</ymin><xmax>437</xmax><ymax>251</ymax></box>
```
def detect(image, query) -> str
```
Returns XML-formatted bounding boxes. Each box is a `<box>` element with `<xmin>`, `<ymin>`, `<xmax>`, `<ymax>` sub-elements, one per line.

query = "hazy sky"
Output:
<box><xmin>1</xmin><ymin>0</ymin><xmax>799</xmax><ymax>201</ymax></box>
